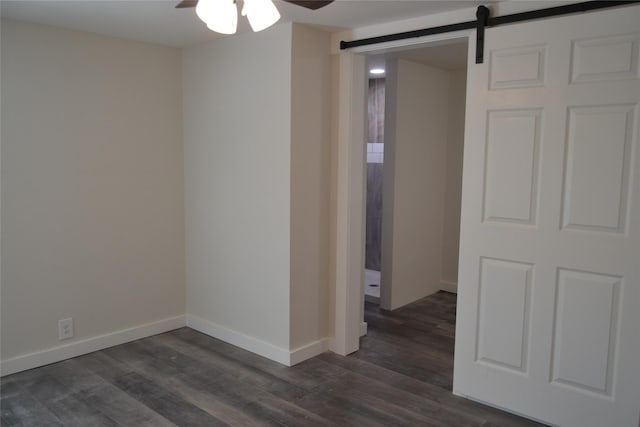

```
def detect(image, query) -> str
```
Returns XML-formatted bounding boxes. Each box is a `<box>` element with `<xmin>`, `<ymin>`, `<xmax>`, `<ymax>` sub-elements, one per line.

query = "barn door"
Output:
<box><xmin>454</xmin><ymin>5</ymin><xmax>640</xmax><ymax>427</ymax></box>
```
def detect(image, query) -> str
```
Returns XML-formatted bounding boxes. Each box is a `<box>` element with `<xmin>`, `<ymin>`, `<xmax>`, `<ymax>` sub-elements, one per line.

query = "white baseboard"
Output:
<box><xmin>440</xmin><ymin>280</ymin><xmax>458</xmax><ymax>294</ymax></box>
<box><xmin>360</xmin><ymin>321</ymin><xmax>368</xmax><ymax>337</ymax></box>
<box><xmin>289</xmin><ymin>338</ymin><xmax>330</xmax><ymax>366</ymax></box>
<box><xmin>186</xmin><ymin>314</ymin><xmax>328</xmax><ymax>367</ymax></box>
<box><xmin>1</xmin><ymin>314</ymin><xmax>331</xmax><ymax>376</ymax></box>
<box><xmin>0</xmin><ymin>315</ymin><xmax>186</xmax><ymax>377</ymax></box>
<box><xmin>186</xmin><ymin>314</ymin><xmax>291</xmax><ymax>365</ymax></box>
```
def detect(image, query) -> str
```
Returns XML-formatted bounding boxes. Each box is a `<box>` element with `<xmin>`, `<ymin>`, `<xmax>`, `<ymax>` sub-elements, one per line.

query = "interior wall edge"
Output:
<box><xmin>359</xmin><ymin>321</ymin><xmax>368</xmax><ymax>337</ymax></box>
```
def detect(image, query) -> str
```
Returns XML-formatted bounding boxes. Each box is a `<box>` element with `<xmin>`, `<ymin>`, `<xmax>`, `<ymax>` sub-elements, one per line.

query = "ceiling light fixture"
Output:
<box><xmin>242</xmin><ymin>0</ymin><xmax>281</xmax><ymax>32</ymax></box>
<box><xmin>370</xmin><ymin>68</ymin><xmax>385</xmax><ymax>75</ymax></box>
<box><xmin>195</xmin><ymin>0</ymin><xmax>280</xmax><ymax>35</ymax></box>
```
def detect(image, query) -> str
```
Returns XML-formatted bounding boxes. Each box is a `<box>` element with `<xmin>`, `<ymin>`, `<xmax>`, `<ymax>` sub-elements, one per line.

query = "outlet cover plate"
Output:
<box><xmin>58</xmin><ymin>318</ymin><xmax>74</xmax><ymax>340</ymax></box>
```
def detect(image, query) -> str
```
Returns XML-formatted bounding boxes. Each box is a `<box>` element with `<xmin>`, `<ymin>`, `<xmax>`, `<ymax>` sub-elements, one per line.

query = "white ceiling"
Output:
<box><xmin>1</xmin><ymin>0</ymin><xmax>487</xmax><ymax>48</ymax></box>
<box><xmin>368</xmin><ymin>40</ymin><xmax>469</xmax><ymax>77</ymax></box>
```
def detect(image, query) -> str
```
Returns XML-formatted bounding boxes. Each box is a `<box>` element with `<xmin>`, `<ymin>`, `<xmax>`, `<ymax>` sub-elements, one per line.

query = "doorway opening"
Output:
<box><xmin>362</xmin><ymin>38</ymin><xmax>468</xmax><ymax>312</ymax></box>
<box><xmin>364</xmin><ymin>75</ymin><xmax>385</xmax><ymax>304</ymax></box>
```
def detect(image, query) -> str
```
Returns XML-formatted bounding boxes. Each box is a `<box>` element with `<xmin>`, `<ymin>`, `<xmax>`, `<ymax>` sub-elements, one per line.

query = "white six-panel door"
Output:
<box><xmin>454</xmin><ymin>5</ymin><xmax>640</xmax><ymax>427</ymax></box>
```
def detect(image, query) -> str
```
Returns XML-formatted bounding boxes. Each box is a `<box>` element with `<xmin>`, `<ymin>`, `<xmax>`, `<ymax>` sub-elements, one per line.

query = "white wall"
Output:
<box><xmin>441</xmin><ymin>69</ymin><xmax>466</xmax><ymax>288</ymax></box>
<box><xmin>1</xmin><ymin>18</ymin><xmax>332</xmax><ymax>372</ymax></box>
<box><xmin>290</xmin><ymin>25</ymin><xmax>332</xmax><ymax>352</ymax></box>
<box><xmin>183</xmin><ymin>24</ymin><xmax>293</xmax><ymax>355</ymax></box>
<box><xmin>381</xmin><ymin>59</ymin><xmax>451</xmax><ymax>310</ymax></box>
<box><xmin>1</xmin><ymin>20</ymin><xmax>185</xmax><ymax>369</ymax></box>
<box><xmin>183</xmin><ymin>23</ymin><xmax>333</xmax><ymax>364</ymax></box>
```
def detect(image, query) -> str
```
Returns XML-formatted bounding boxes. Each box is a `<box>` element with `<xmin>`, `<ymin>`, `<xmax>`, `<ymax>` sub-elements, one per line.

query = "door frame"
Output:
<box><xmin>332</xmin><ymin>30</ymin><xmax>472</xmax><ymax>356</ymax></box>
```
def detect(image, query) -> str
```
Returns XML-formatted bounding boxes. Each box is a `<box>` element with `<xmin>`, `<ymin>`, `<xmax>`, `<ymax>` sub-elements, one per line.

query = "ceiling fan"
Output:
<box><xmin>176</xmin><ymin>0</ymin><xmax>334</xmax><ymax>11</ymax></box>
<box><xmin>177</xmin><ymin>0</ymin><xmax>334</xmax><ymax>34</ymax></box>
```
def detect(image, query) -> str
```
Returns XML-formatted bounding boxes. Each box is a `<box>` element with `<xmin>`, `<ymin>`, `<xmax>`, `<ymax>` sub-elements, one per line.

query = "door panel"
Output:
<box><xmin>562</xmin><ymin>104</ymin><xmax>634</xmax><ymax>233</ymax></box>
<box><xmin>454</xmin><ymin>5</ymin><xmax>640</xmax><ymax>427</ymax></box>
<box><xmin>552</xmin><ymin>269</ymin><xmax>621</xmax><ymax>396</ymax></box>
<box><xmin>484</xmin><ymin>109</ymin><xmax>541</xmax><ymax>225</ymax></box>
<box><xmin>477</xmin><ymin>257</ymin><xmax>533</xmax><ymax>373</ymax></box>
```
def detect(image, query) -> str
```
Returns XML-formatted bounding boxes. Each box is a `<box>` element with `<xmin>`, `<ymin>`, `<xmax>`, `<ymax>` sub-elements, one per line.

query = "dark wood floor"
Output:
<box><xmin>1</xmin><ymin>291</ymin><xmax>545</xmax><ymax>426</ymax></box>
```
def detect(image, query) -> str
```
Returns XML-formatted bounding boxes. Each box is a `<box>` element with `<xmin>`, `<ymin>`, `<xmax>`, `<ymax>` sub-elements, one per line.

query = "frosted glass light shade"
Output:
<box><xmin>196</xmin><ymin>0</ymin><xmax>238</xmax><ymax>35</ymax></box>
<box><xmin>242</xmin><ymin>0</ymin><xmax>280</xmax><ymax>32</ymax></box>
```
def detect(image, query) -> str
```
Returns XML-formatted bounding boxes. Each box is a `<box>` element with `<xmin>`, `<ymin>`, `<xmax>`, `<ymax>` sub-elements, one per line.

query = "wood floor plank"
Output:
<box><xmin>18</xmin><ymin>373</ymin><xmax>121</xmax><ymax>427</ymax></box>
<box><xmin>363</xmin><ymin>326</ymin><xmax>454</xmax><ymax>370</ymax></box>
<box><xmin>302</xmin><ymin>380</ymin><xmax>451</xmax><ymax>427</ymax></box>
<box><xmin>240</xmin><ymin>394</ymin><xmax>336</xmax><ymax>427</ymax></box>
<box><xmin>0</xmin><ymin>394</ymin><xmax>65</xmax><ymax>427</ymax></box>
<box><xmin>35</xmin><ymin>390</ymin><xmax>120</xmax><ymax>427</ymax></box>
<box><xmin>292</xmin><ymin>387</ymin><xmax>397</xmax><ymax>427</ymax></box>
<box><xmin>0</xmin><ymin>379</ymin><xmax>65</xmax><ymax>427</ymax></box>
<box><xmin>111</xmin><ymin>371</ymin><xmax>227</xmax><ymax>426</ymax></box>
<box><xmin>71</xmin><ymin>354</ymin><xmax>180</xmax><ymax>427</ymax></box>
<box><xmin>80</xmin><ymin>386</ymin><xmax>178</xmax><ymax>427</ymax></box>
<box><xmin>100</xmin><ymin>339</ymin><xmax>290</xmax><ymax>426</ymax></box>
<box><xmin>306</xmin><ymin>361</ymin><xmax>485</xmax><ymax>427</ymax></box>
<box><xmin>354</xmin><ymin>337</ymin><xmax>454</xmax><ymax>390</ymax></box>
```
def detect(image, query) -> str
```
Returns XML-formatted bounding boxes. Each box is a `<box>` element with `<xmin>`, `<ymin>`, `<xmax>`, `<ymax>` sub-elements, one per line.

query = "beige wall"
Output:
<box><xmin>382</xmin><ymin>59</ymin><xmax>461</xmax><ymax>310</ymax></box>
<box><xmin>442</xmin><ymin>69</ymin><xmax>466</xmax><ymax>286</ymax></box>
<box><xmin>183</xmin><ymin>23</ymin><xmax>333</xmax><ymax>361</ymax></box>
<box><xmin>2</xmin><ymin>18</ymin><xmax>333</xmax><ymax>370</ymax></box>
<box><xmin>290</xmin><ymin>24</ymin><xmax>332</xmax><ymax>350</ymax></box>
<box><xmin>183</xmin><ymin>24</ymin><xmax>293</xmax><ymax>351</ymax></box>
<box><xmin>1</xmin><ymin>20</ymin><xmax>185</xmax><ymax>361</ymax></box>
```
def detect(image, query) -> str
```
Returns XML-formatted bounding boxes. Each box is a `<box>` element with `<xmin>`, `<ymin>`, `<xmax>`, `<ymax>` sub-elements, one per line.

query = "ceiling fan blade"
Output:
<box><xmin>282</xmin><ymin>0</ymin><xmax>334</xmax><ymax>10</ymax></box>
<box><xmin>176</xmin><ymin>0</ymin><xmax>198</xmax><ymax>8</ymax></box>
<box><xmin>177</xmin><ymin>0</ymin><xmax>334</xmax><ymax>10</ymax></box>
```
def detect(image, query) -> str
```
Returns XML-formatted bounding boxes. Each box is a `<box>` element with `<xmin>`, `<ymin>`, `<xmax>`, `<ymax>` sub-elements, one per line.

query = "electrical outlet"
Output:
<box><xmin>58</xmin><ymin>318</ymin><xmax>74</xmax><ymax>340</ymax></box>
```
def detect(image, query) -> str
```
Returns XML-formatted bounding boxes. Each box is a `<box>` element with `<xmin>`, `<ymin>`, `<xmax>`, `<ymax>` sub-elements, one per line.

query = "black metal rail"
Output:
<box><xmin>339</xmin><ymin>1</ymin><xmax>640</xmax><ymax>63</ymax></box>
